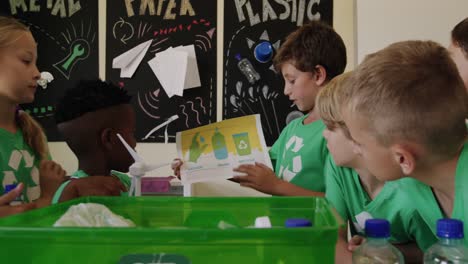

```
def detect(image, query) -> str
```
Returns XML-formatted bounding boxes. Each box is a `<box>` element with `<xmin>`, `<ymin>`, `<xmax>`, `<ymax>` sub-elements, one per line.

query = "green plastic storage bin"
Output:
<box><xmin>0</xmin><ymin>196</ymin><xmax>341</xmax><ymax>263</ymax></box>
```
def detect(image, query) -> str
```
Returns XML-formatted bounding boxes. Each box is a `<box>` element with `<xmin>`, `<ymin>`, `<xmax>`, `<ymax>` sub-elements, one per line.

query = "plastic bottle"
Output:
<box><xmin>352</xmin><ymin>219</ymin><xmax>405</xmax><ymax>264</ymax></box>
<box><xmin>424</xmin><ymin>218</ymin><xmax>468</xmax><ymax>264</ymax></box>
<box><xmin>235</xmin><ymin>54</ymin><xmax>261</xmax><ymax>84</ymax></box>
<box><xmin>4</xmin><ymin>184</ymin><xmax>23</xmax><ymax>205</ymax></box>
<box><xmin>211</xmin><ymin>128</ymin><xmax>228</xmax><ymax>160</ymax></box>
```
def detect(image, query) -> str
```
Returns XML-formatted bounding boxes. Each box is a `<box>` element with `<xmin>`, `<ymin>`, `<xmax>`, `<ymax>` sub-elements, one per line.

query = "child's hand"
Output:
<box><xmin>61</xmin><ymin>176</ymin><xmax>127</xmax><ymax>202</ymax></box>
<box><xmin>171</xmin><ymin>159</ymin><xmax>183</xmax><ymax>178</ymax></box>
<box><xmin>36</xmin><ymin>160</ymin><xmax>67</xmax><ymax>208</ymax></box>
<box><xmin>0</xmin><ymin>183</ymin><xmax>36</xmax><ymax>217</ymax></box>
<box><xmin>232</xmin><ymin>162</ymin><xmax>282</xmax><ymax>194</ymax></box>
<box><xmin>348</xmin><ymin>235</ymin><xmax>366</xmax><ymax>251</ymax></box>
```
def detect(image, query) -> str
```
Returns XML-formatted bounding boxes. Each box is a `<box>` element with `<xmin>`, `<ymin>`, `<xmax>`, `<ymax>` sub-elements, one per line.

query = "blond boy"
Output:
<box><xmin>342</xmin><ymin>40</ymin><xmax>468</xmax><ymax>244</ymax></box>
<box><xmin>317</xmin><ymin>72</ymin><xmax>437</xmax><ymax>262</ymax></box>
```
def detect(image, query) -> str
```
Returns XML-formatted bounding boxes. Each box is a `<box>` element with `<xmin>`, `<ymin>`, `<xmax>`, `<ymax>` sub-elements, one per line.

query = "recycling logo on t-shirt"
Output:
<box><xmin>2</xmin><ymin>149</ymin><xmax>40</xmax><ymax>202</ymax></box>
<box><xmin>279</xmin><ymin>135</ymin><xmax>304</xmax><ymax>182</ymax></box>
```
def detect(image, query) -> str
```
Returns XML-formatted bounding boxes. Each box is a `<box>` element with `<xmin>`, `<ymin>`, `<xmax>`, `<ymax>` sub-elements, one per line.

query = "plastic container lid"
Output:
<box><xmin>436</xmin><ymin>218</ymin><xmax>464</xmax><ymax>239</ymax></box>
<box><xmin>365</xmin><ymin>219</ymin><xmax>390</xmax><ymax>238</ymax></box>
<box><xmin>254</xmin><ymin>41</ymin><xmax>273</xmax><ymax>63</ymax></box>
<box><xmin>285</xmin><ymin>218</ymin><xmax>312</xmax><ymax>228</ymax></box>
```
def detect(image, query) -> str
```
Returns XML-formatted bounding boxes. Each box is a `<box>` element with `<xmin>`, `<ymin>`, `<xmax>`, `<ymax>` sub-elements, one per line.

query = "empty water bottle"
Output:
<box><xmin>353</xmin><ymin>219</ymin><xmax>405</xmax><ymax>264</ymax></box>
<box><xmin>424</xmin><ymin>218</ymin><xmax>468</xmax><ymax>264</ymax></box>
<box><xmin>235</xmin><ymin>54</ymin><xmax>261</xmax><ymax>84</ymax></box>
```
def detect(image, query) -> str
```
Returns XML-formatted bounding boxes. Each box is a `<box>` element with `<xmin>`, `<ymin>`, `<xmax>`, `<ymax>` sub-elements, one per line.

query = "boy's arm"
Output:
<box><xmin>59</xmin><ymin>176</ymin><xmax>127</xmax><ymax>203</ymax></box>
<box><xmin>394</xmin><ymin>243</ymin><xmax>422</xmax><ymax>264</ymax></box>
<box><xmin>233</xmin><ymin>162</ymin><xmax>324</xmax><ymax>196</ymax></box>
<box><xmin>36</xmin><ymin>160</ymin><xmax>68</xmax><ymax>208</ymax></box>
<box><xmin>335</xmin><ymin>227</ymin><xmax>353</xmax><ymax>264</ymax></box>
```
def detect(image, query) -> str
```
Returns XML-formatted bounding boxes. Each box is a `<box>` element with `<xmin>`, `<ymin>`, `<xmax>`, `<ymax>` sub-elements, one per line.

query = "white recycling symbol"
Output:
<box><xmin>4</xmin><ymin>150</ymin><xmax>40</xmax><ymax>201</ymax></box>
<box><xmin>279</xmin><ymin>136</ymin><xmax>304</xmax><ymax>182</ymax></box>
<box><xmin>238</xmin><ymin>140</ymin><xmax>248</xmax><ymax>149</ymax></box>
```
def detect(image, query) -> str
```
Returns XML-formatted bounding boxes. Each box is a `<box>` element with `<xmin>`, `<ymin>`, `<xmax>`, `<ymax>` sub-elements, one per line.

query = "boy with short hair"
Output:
<box><xmin>316</xmin><ymin>72</ymin><xmax>437</xmax><ymax>263</ymax></box>
<box><xmin>53</xmin><ymin>80</ymin><xmax>136</xmax><ymax>203</ymax></box>
<box><xmin>342</xmin><ymin>40</ymin><xmax>468</xmax><ymax>243</ymax></box>
<box><xmin>232</xmin><ymin>21</ymin><xmax>347</xmax><ymax>196</ymax></box>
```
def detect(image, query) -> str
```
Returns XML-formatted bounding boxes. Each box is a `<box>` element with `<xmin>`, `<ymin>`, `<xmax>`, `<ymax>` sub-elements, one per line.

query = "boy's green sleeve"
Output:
<box><xmin>407</xmin><ymin>211</ymin><xmax>438</xmax><ymax>251</ymax></box>
<box><xmin>324</xmin><ymin>155</ymin><xmax>348</xmax><ymax>221</ymax></box>
<box><xmin>110</xmin><ymin>170</ymin><xmax>132</xmax><ymax>196</ymax></box>
<box><xmin>269</xmin><ymin>143</ymin><xmax>278</xmax><ymax>169</ymax></box>
<box><xmin>269</xmin><ymin>124</ymin><xmax>289</xmax><ymax>170</ymax></box>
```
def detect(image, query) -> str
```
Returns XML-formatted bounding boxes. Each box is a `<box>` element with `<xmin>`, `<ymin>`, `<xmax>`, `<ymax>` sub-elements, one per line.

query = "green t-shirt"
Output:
<box><xmin>51</xmin><ymin>170</ymin><xmax>131</xmax><ymax>204</ymax></box>
<box><xmin>451</xmin><ymin>141</ymin><xmax>468</xmax><ymax>246</ymax></box>
<box><xmin>324</xmin><ymin>155</ymin><xmax>438</xmax><ymax>251</ymax></box>
<box><xmin>269</xmin><ymin>116</ymin><xmax>328</xmax><ymax>192</ymax></box>
<box><xmin>0</xmin><ymin>128</ymin><xmax>44</xmax><ymax>202</ymax></box>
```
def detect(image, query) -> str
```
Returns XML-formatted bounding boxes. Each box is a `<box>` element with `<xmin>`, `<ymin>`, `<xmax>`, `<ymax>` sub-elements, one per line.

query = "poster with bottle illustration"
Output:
<box><xmin>176</xmin><ymin>114</ymin><xmax>272</xmax><ymax>183</ymax></box>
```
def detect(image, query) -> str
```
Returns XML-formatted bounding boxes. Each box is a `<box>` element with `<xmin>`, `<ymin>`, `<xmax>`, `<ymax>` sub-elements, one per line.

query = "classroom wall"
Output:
<box><xmin>356</xmin><ymin>0</ymin><xmax>468</xmax><ymax>64</ymax></box>
<box><xmin>48</xmin><ymin>0</ymin><xmax>356</xmax><ymax>196</ymax></box>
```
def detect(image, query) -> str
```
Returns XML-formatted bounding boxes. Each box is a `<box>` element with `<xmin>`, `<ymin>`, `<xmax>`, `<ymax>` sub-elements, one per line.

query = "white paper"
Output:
<box><xmin>148</xmin><ymin>45</ymin><xmax>200</xmax><ymax>98</ymax></box>
<box><xmin>112</xmin><ymin>39</ymin><xmax>152</xmax><ymax>78</ymax></box>
<box><xmin>149</xmin><ymin>48</ymin><xmax>188</xmax><ymax>98</ymax></box>
<box><xmin>173</xmin><ymin>44</ymin><xmax>201</xmax><ymax>89</ymax></box>
<box><xmin>159</xmin><ymin>49</ymin><xmax>188</xmax><ymax>97</ymax></box>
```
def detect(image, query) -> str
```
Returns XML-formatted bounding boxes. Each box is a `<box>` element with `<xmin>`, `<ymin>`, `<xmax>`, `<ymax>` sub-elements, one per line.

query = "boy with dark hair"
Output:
<box><xmin>53</xmin><ymin>79</ymin><xmax>136</xmax><ymax>203</ymax></box>
<box><xmin>233</xmin><ymin>21</ymin><xmax>347</xmax><ymax>196</ymax></box>
<box><xmin>342</xmin><ymin>40</ymin><xmax>468</xmax><ymax>245</ymax></box>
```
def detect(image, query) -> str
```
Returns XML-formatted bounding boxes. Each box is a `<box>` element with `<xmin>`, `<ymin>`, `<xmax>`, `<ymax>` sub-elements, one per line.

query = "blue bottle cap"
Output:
<box><xmin>254</xmin><ymin>42</ymin><xmax>273</xmax><ymax>63</ymax></box>
<box><xmin>235</xmin><ymin>53</ymin><xmax>242</xmax><ymax>61</ymax></box>
<box><xmin>4</xmin><ymin>184</ymin><xmax>17</xmax><ymax>194</ymax></box>
<box><xmin>365</xmin><ymin>219</ymin><xmax>390</xmax><ymax>238</ymax></box>
<box><xmin>437</xmin><ymin>218</ymin><xmax>464</xmax><ymax>239</ymax></box>
<box><xmin>285</xmin><ymin>218</ymin><xmax>312</xmax><ymax>228</ymax></box>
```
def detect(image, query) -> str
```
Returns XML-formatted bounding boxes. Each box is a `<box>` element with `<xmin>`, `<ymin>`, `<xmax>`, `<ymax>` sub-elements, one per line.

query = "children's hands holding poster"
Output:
<box><xmin>233</xmin><ymin>162</ymin><xmax>281</xmax><ymax>194</ymax></box>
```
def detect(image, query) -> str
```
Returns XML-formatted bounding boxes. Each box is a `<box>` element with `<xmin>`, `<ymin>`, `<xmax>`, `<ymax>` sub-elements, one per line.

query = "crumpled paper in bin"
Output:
<box><xmin>53</xmin><ymin>203</ymin><xmax>135</xmax><ymax>227</ymax></box>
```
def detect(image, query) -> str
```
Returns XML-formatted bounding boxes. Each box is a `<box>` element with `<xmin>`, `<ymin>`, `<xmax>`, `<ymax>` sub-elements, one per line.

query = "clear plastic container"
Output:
<box><xmin>352</xmin><ymin>219</ymin><xmax>405</xmax><ymax>264</ymax></box>
<box><xmin>424</xmin><ymin>218</ymin><xmax>468</xmax><ymax>264</ymax></box>
<box><xmin>235</xmin><ymin>54</ymin><xmax>261</xmax><ymax>84</ymax></box>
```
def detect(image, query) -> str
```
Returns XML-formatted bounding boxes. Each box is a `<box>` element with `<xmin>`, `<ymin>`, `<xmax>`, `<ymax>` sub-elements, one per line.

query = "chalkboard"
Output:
<box><xmin>106</xmin><ymin>0</ymin><xmax>217</xmax><ymax>143</ymax></box>
<box><xmin>0</xmin><ymin>0</ymin><xmax>99</xmax><ymax>141</ymax></box>
<box><xmin>223</xmin><ymin>0</ymin><xmax>333</xmax><ymax>146</ymax></box>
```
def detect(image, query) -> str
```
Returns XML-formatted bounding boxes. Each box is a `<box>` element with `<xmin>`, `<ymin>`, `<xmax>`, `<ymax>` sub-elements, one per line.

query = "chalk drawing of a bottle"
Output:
<box><xmin>212</xmin><ymin>128</ymin><xmax>228</xmax><ymax>160</ymax></box>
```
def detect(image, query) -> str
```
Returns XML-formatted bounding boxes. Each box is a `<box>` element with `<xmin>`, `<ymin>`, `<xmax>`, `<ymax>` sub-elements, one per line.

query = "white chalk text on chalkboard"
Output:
<box><xmin>234</xmin><ymin>0</ymin><xmax>321</xmax><ymax>26</ymax></box>
<box><xmin>124</xmin><ymin>0</ymin><xmax>195</xmax><ymax>18</ymax></box>
<box><xmin>9</xmin><ymin>0</ymin><xmax>81</xmax><ymax>17</ymax></box>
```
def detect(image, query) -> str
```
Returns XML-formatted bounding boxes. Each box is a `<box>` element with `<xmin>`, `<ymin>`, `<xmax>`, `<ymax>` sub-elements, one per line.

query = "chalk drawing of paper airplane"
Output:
<box><xmin>112</xmin><ymin>39</ymin><xmax>152</xmax><ymax>78</ymax></box>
